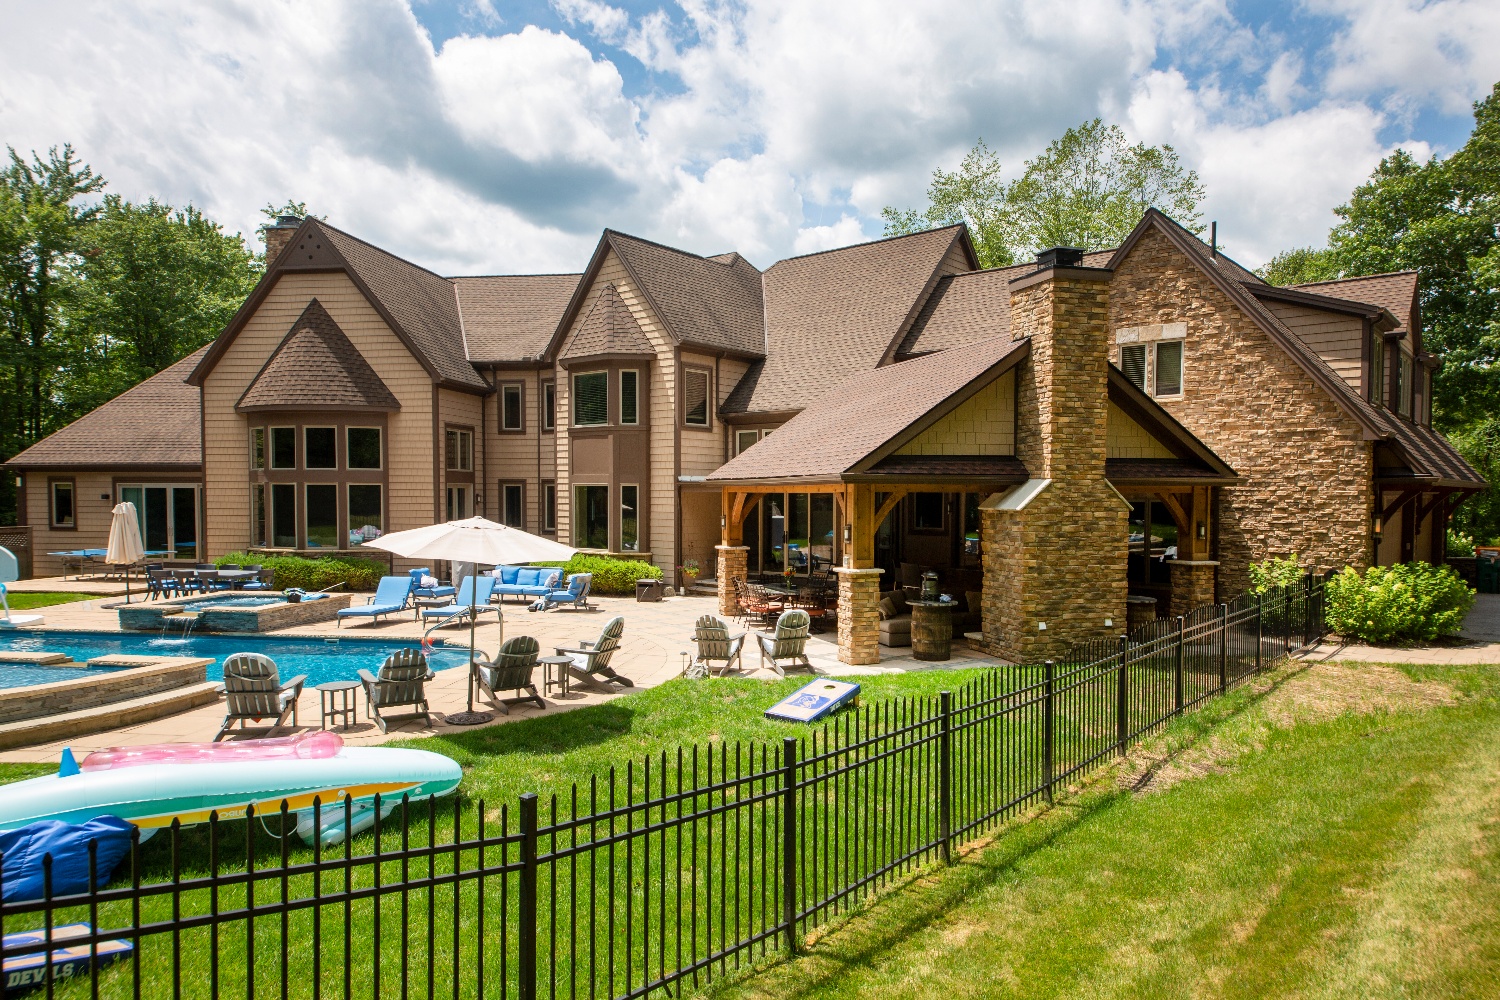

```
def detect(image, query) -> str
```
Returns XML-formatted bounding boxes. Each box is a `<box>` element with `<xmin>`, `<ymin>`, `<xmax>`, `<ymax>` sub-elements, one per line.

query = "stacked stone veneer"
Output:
<box><xmin>983</xmin><ymin>269</ymin><xmax>1128</xmax><ymax>662</ymax></box>
<box><xmin>1110</xmin><ymin>229</ymin><xmax>1374</xmax><ymax>596</ymax></box>
<box><xmin>834</xmin><ymin>567</ymin><xmax>884</xmax><ymax>665</ymax></box>
<box><xmin>1167</xmin><ymin>561</ymin><xmax>1216</xmax><ymax>619</ymax></box>
<box><xmin>715</xmin><ymin>545</ymin><xmax>748</xmax><ymax>617</ymax></box>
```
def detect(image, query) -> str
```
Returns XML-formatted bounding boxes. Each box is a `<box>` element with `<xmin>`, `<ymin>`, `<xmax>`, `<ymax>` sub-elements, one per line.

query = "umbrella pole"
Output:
<box><xmin>445</xmin><ymin>578</ymin><xmax>493</xmax><ymax>727</ymax></box>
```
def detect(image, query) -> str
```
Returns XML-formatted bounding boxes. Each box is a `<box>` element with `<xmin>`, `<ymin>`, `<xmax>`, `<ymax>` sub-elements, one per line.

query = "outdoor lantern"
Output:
<box><xmin>843</xmin><ymin>523</ymin><xmax>851</xmax><ymax>544</ymax></box>
<box><xmin>921</xmin><ymin>570</ymin><xmax>939</xmax><ymax>601</ymax></box>
<box><xmin>1372</xmin><ymin>513</ymin><xmax>1383</xmax><ymax>538</ymax></box>
<box><xmin>1196</xmin><ymin>522</ymin><xmax>1207</xmax><ymax>540</ymax></box>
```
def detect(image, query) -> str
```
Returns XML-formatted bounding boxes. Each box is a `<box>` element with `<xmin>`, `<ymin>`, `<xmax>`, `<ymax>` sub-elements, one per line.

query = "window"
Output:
<box><xmin>347</xmin><ymin>427</ymin><xmax>381</xmax><ymax>469</ymax></box>
<box><xmin>573</xmin><ymin>371</ymin><xmax>608</xmax><ymax>426</ymax></box>
<box><xmin>305</xmin><ymin>427</ymin><xmax>337</xmax><ymax>469</ymax></box>
<box><xmin>445</xmin><ymin>429</ymin><xmax>472</xmax><ymax>472</ymax></box>
<box><xmin>542</xmin><ymin>381</ymin><xmax>556</xmax><ymax>431</ymax></box>
<box><xmin>684</xmin><ymin>368</ymin><xmax>709</xmax><ymax>426</ymax></box>
<box><xmin>446</xmin><ymin>485</ymin><xmax>469</xmax><ymax>522</ymax></box>
<box><xmin>250</xmin><ymin>484</ymin><xmax>267</xmax><ymax>548</ymax></box>
<box><xmin>736</xmin><ymin>429</ymin><xmax>761</xmax><ymax>455</ymax></box>
<box><xmin>501</xmin><ymin>384</ymin><xmax>523</xmax><ymax>431</ymax></box>
<box><xmin>620</xmin><ymin>370</ymin><xmax>639</xmax><ymax>425</ymax></box>
<box><xmin>500</xmin><ymin>483</ymin><xmax>524</xmax><ymax>528</ymax></box>
<box><xmin>348</xmin><ymin>484</ymin><xmax>383</xmax><ymax>545</ymax></box>
<box><xmin>621</xmin><ymin>485</ymin><xmax>639</xmax><ymax>551</ymax></box>
<box><xmin>1120</xmin><ymin>344</ymin><xmax>1147</xmax><ymax>392</ymax></box>
<box><xmin>305</xmin><ymin>484</ymin><xmax>338</xmax><ymax>548</ymax></box>
<box><xmin>1398</xmin><ymin>354</ymin><xmax>1412</xmax><ymax>417</ymax></box>
<box><xmin>250</xmin><ymin>428</ymin><xmax>265</xmax><ymax>470</ymax></box>
<box><xmin>542</xmin><ymin>482</ymin><xmax>556</xmax><ymax>533</ymax></box>
<box><xmin>912</xmin><ymin>492</ymin><xmax>945</xmax><ymax>532</ymax></box>
<box><xmin>573</xmin><ymin>485</ymin><xmax>609</xmax><ymax>549</ymax></box>
<box><xmin>121</xmin><ymin>485</ymin><xmax>198</xmax><ymax>557</ymax></box>
<box><xmin>271</xmin><ymin>483</ymin><xmax>297</xmax><ymax>547</ymax></box>
<box><xmin>1154</xmin><ymin>341</ymin><xmax>1183</xmax><ymax>396</ymax></box>
<box><xmin>50</xmin><ymin>480</ymin><xmax>75</xmax><ymax>528</ymax></box>
<box><xmin>1369</xmin><ymin>332</ymin><xmax>1384</xmax><ymax>404</ymax></box>
<box><xmin>270</xmin><ymin>427</ymin><xmax>296</xmax><ymax>469</ymax></box>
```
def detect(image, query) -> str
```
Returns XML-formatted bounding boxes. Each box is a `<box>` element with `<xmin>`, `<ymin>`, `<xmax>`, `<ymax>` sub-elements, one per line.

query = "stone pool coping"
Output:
<box><xmin>0</xmin><ymin>656</ymin><xmax>219</xmax><ymax>749</ymax></box>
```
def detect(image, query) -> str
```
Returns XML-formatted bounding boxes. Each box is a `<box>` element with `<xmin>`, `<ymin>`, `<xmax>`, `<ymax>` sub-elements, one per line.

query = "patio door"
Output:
<box><xmin>120</xmin><ymin>484</ymin><xmax>199</xmax><ymax>560</ymax></box>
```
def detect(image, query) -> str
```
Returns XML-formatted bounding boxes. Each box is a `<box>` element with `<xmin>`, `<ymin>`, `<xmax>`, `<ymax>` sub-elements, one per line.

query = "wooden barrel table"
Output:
<box><xmin>908</xmin><ymin>601</ymin><xmax>954</xmax><ymax>661</ymax></box>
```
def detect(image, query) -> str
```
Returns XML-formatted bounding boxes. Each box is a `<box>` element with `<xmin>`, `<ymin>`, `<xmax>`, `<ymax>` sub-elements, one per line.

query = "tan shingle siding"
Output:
<box><xmin>1259</xmin><ymin>299</ymin><xmax>1364</xmax><ymax>390</ymax></box>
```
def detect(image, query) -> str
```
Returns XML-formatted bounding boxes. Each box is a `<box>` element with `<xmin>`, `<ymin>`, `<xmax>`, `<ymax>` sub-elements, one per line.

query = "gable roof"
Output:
<box><xmin>896</xmin><ymin>250</ymin><xmax>1115</xmax><ymax>358</ymax></box>
<box><xmin>1104</xmin><ymin>366</ymin><xmax>1239</xmax><ymax>485</ymax></box>
<box><xmin>454</xmin><ymin>273</ymin><xmax>580</xmax><ymax>364</ymax></box>
<box><xmin>709</xmin><ymin>335</ymin><xmax>1029</xmax><ymax>483</ymax></box>
<box><xmin>1292</xmin><ymin>271</ymin><xmax>1420</xmax><ymax>338</ymax></box>
<box><xmin>237</xmin><ymin>299</ymin><xmax>400</xmax><ymax>412</ymax></box>
<box><xmin>560</xmin><ymin>284</ymin><xmax>655</xmax><ymax>361</ymax></box>
<box><xmin>722</xmin><ymin>225</ymin><xmax>974</xmax><ymax>416</ymax></box>
<box><xmin>1113</xmin><ymin>209</ymin><xmax>1480</xmax><ymax>490</ymax></box>
<box><xmin>191</xmin><ymin>218</ymin><xmax>489</xmax><ymax>392</ymax></box>
<box><xmin>5</xmin><ymin>347</ymin><xmax>206</xmax><ymax>470</ymax></box>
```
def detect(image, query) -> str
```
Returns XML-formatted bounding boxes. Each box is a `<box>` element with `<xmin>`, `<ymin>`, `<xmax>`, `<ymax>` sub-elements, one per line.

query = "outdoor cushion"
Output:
<box><xmin>497</xmin><ymin>565</ymin><xmax>522</xmax><ymax>585</ymax></box>
<box><xmin>879</xmin><ymin>598</ymin><xmax>897</xmax><ymax>620</ymax></box>
<box><xmin>495</xmin><ymin>568</ymin><xmax>564</xmax><ymax>597</ymax></box>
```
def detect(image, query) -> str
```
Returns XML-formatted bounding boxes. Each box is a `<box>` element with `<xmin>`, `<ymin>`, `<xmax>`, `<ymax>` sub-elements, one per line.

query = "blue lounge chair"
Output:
<box><xmin>532</xmin><ymin>573</ymin><xmax>592</xmax><ymax>612</ymax></box>
<box><xmin>420</xmin><ymin>576</ymin><xmax>499</xmax><ymax>627</ymax></box>
<box><xmin>336</xmin><ymin>576</ymin><xmax>414</xmax><ymax>628</ymax></box>
<box><xmin>407</xmin><ymin>567</ymin><xmax>456</xmax><ymax>600</ymax></box>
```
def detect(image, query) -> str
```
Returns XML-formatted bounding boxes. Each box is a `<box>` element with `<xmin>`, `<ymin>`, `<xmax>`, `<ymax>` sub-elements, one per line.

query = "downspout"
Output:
<box><xmin>480</xmin><ymin>368</ymin><xmax>491</xmax><ymax>517</ymax></box>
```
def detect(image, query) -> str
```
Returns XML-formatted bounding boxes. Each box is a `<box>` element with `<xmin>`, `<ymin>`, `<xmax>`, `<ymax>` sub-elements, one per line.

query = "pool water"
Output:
<box><xmin>179</xmin><ymin>596</ymin><xmax>283</xmax><ymax>611</ymax></box>
<box><xmin>0</xmin><ymin>631</ymin><xmax>473</xmax><ymax>688</ymax></box>
<box><xmin>0</xmin><ymin>663</ymin><xmax>126</xmax><ymax>689</ymax></box>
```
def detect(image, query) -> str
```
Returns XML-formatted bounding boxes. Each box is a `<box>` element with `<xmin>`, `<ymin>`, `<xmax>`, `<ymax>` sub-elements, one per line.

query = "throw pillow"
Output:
<box><xmin>878</xmin><ymin>598</ymin><xmax>897</xmax><ymax>620</ymax></box>
<box><xmin>420</xmin><ymin>575</ymin><xmax>439</xmax><ymax>589</ymax></box>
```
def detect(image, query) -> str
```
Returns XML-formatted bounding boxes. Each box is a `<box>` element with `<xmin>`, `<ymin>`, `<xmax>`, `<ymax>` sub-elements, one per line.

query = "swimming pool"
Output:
<box><xmin>0</xmin><ymin>631</ymin><xmax>474</xmax><ymax>688</ymax></box>
<box><xmin>0</xmin><ymin>663</ymin><xmax>126</xmax><ymax>690</ymax></box>
<box><xmin>178</xmin><ymin>595</ymin><xmax>283</xmax><ymax>611</ymax></box>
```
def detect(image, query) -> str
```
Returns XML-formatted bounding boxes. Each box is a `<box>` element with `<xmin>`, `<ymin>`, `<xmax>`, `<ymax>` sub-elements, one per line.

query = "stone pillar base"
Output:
<box><xmin>1167</xmin><ymin>560</ymin><xmax>1218</xmax><ymax>619</ymax></box>
<box><xmin>715</xmin><ymin>546</ymin><xmax>749</xmax><ymax>618</ymax></box>
<box><xmin>834</xmin><ymin>567</ymin><xmax>885</xmax><ymax>665</ymax></box>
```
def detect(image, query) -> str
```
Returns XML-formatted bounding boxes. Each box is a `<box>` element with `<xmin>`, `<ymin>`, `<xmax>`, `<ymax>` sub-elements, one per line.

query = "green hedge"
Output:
<box><xmin>214</xmin><ymin>552</ymin><xmax>388</xmax><ymax>591</ymax></box>
<box><xmin>532</xmin><ymin>555</ymin><xmax>663</xmax><ymax>596</ymax></box>
<box><xmin>1325</xmin><ymin>562</ymin><xmax>1475</xmax><ymax>644</ymax></box>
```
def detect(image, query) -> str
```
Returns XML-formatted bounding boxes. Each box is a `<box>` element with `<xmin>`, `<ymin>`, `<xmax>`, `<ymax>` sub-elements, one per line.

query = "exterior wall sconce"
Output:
<box><xmin>1372</xmin><ymin>514</ymin><xmax>1383</xmax><ymax>539</ymax></box>
<box><xmin>1196</xmin><ymin>522</ymin><xmax>1207</xmax><ymax>541</ymax></box>
<box><xmin>720</xmin><ymin>514</ymin><xmax>726</xmax><ymax>531</ymax></box>
<box><xmin>843</xmin><ymin>524</ymin><xmax>852</xmax><ymax>544</ymax></box>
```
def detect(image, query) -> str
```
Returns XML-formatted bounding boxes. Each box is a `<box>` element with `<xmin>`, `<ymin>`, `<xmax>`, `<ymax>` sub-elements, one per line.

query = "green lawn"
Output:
<box><xmin>1</xmin><ymin>590</ymin><xmax>96</xmax><ymax>610</ymax></box>
<box><xmin>703</xmin><ymin>660</ymin><xmax>1500</xmax><ymax>1000</ymax></box>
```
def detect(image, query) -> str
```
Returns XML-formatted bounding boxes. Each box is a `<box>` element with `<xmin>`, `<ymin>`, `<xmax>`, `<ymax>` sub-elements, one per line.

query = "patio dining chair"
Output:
<box><xmin>358</xmin><ymin>648</ymin><xmax>434</xmax><ymax>733</ymax></box>
<box><xmin>691</xmin><ymin>614</ymin><xmax>746</xmax><ymax>677</ymax></box>
<box><xmin>475</xmin><ymin>636</ymin><xmax>545</xmax><ymax>714</ymax></box>
<box><xmin>241</xmin><ymin>566</ymin><xmax>275</xmax><ymax>591</ymax></box>
<box><xmin>731</xmin><ymin>578</ymin><xmax>775</xmax><ymax>627</ymax></box>
<box><xmin>756</xmin><ymin>609</ymin><xmax>813</xmax><ymax>677</ymax></box>
<box><xmin>214</xmin><ymin>652</ymin><xmax>308</xmax><ymax>741</ymax></box>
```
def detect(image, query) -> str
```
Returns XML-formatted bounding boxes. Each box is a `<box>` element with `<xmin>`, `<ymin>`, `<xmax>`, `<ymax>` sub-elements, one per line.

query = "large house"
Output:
<box><xmin>8</xmin><ymin>209</ymin><xmax>1482</xmax><ymax>662</ymax></box>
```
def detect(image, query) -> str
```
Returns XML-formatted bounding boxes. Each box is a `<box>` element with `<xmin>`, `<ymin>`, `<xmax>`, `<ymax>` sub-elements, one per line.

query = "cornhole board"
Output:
<box><xmin>765</xmin><ymin>680</ymin><xmax>860</xmax><ymax>723</ymax></box>
<box><xmin>3</xmin><ymin>923</ymin><xmax>132</xmax><ymax>993</ymax></box>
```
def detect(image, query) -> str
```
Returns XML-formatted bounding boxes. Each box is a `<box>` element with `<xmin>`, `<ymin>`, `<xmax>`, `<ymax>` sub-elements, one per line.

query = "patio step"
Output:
<box><xmin>0</xmin><ymin>682</ymin><xmax>222</xmax><ymax>751</ymax></box>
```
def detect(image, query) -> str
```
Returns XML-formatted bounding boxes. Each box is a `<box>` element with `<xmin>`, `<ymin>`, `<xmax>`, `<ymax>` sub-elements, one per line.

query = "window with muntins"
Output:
<box><xmin>501</xmin><ymin>385</ymin><xmax>523</xmax><ymax>431</ymax></box>
<box><xmin>1154</xmin><ymin>341</ymin><xmax>1183</xmax><ymax>396</ymax></box>
<box><xmin>250</xmin><ymin>484</ymin><xmax>267</xmax><ymax>547</ymax></box>
<box><xmin>736</xmin><ymin>429</ymin><xmax>760</xmax><ymax>455</ymax></box>
<box><xmin>573</xmin><ymin>372</ymin><xmax>608</xmax><ymax>426</ymax></box>
<box><xmin>542</xmin><ymin>381</ymin><xmax>555</xmax><ymax>431</ymax></box>
<box><xmin>684</xmin><ymin>369</ymin><xmax>709</xmax><ymax>426</ymax></box>
<box><xmin>1369</xmin><ymin>332</ymin><xmax>1384</xmax><ymax>404</ymax></box>
<box><xmin>250</xmin><ymin>428</ymin><xmax>265</xmax><ymax>470</ymax></box>
<box><xmin>1120</xmin><ymin>345</ymin><xmax>1147</xmax><ymax>392</ymax></box>
<box><xmin>620</xmin><ymin>370</ymin><xmax>639</xmax><ymax>425</ymax></box>
<box><xmin>445</xmin><ymin>429</ymin><xmax>472</xmax><ymax>472</ymax></box>
<box><xmin>1398</xmin><ymin>354</ymin><xmax>1412</xmax><ymax>417</ymax></box>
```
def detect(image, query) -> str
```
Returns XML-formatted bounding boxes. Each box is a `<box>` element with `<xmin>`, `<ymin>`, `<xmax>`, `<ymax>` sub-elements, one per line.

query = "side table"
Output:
<box><xmin>317</xmin><ymin>680</ymin><xmax>361</xmax><ymax>731</ymax></box>
<box><xmin>908</xmin><ymin>600</ymin><xmax>955</xmax><ymax>662</ymax></box>
<box><xmin>538</xmin><ymin>655</ymin><xmax>573</xmax><ymax>698</ymax></box>
<box><xmin>413</xmin><ymin>596</ymin><xmax>452</xmax><ymax>621</ymax></box>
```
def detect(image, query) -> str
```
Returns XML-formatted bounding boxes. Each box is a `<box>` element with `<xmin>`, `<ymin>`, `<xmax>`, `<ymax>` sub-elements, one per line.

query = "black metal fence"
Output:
<box><xmin>0</xmin><ymin>577</ymin><xmax>1328</xmax><ymax>1000</ymax></box>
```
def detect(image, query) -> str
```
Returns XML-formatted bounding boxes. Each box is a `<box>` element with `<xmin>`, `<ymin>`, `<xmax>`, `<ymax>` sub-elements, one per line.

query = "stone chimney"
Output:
<box><xmin>263</xmin><ymin>215</ymin><xmax>302</xmax><ymax>264</ymax></box>
<box><xmin>981</xmin><ymin>249</ymin><xmax>1127</xmax><ymax>660</ymax></box>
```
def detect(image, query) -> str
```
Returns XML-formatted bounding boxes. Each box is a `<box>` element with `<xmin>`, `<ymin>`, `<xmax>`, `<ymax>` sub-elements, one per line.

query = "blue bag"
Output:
<box><xmin>0</xmin><ymin>817</ymin><xmax>135</xmax><ymax>903</ymax></box>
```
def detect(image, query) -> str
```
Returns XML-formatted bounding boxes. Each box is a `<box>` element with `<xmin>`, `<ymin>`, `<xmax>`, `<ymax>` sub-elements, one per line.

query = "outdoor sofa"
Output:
<box><xmin>491</xmin><ymin>566</ymin><xmax>564</xmax><ymax>603</ymax></box>
<box><xmin>877</xmin><ymin>589</ymin><xmax>981</xmax><ymax>647</ymax></box>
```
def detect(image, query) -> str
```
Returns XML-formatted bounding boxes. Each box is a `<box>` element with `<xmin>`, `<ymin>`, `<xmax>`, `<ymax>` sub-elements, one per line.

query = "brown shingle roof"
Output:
<box><xmin>454</xmin><ymin>273</ymin><xmax>580</xmax><ymax>364</ymax></box>
<box><xmin>1292</xmin><ymin>271</ymin><xmax>1419</xmax><ymax>335</ymax></box>
<box><xmin>709</xmin><ymin>335</ymin><xmax>1029</xmax><ymax>482</ymax></box>
<box><xmin>237</xmin><ymin>300</ymin><xmax>400</xmax><ymax>412</ymax></box>
<box><xmin>5</xmin><ymin>348</ymin><xmax>206</xmax><ymax>470</ymax></box>
<box><xmin>605</xmin><ymin>231</ymin><xmax>764</xmax><ymax>357</ymax></box>
<box><xmin>723</xmin><ymin>226</ymin><xmax>971</xmax><ymax>415</ymax></box>
<box><xmin>560</xmin><ymin>284</ymin><xmax>654</xmax><ymax>360</ymax></box>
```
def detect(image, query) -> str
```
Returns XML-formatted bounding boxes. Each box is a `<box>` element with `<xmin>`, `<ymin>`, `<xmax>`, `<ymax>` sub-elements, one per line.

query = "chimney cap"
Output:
<box><xmin>1035</xmin><ymin>247</ymin><xmax>1085</xmax><ymax>270</ymax></box>
<box><xmin>274</xmin><ymin>215</ymin><xmax>303</xmax><ymax>229</ymax></box>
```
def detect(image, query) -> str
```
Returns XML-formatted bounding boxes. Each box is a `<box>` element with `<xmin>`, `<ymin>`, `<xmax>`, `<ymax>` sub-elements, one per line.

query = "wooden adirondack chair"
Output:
<box><xmin>476</xmin><ymin>636</ymin><xmax>545</xmax><ymax>714</ymax></box>
<box><xmin>556</xmin><ymin>616</ymin><xmax>631</xmax><ymax>692</ymax></box>
<box><xmin>757</xmin><ymin>609</ymin><xmax>813</xmax><ymax>677</ymax></box>
<box><xmin>691</xmin><ymin>614</ymin><xmax>747</xmax><ymax>677</ymax></box>
<box><xmin>358</xmin><ymin>648</ymin><xmax>434</xmax><ymax>733</ymax></box>
<box><xmin>214</xmin><ymin>653</ymin><xmax>308</xmax><ymax>741</ymax></box>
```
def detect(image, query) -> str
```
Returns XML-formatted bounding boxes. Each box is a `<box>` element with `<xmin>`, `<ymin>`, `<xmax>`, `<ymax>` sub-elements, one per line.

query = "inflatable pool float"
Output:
<box><xmin>0</xmin><ymin>732</ymin><xmax>461</xmax><ymax>846</ymax></box>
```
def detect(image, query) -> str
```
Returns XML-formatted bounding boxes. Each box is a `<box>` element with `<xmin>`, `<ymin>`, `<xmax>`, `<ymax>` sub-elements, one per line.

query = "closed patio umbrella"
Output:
<box><xmin>365</xmin><ymin>517</ymin><xmax>578</xmax><ymax>724</ymax></box>
<box><xmin>106</xmin><ymin>502</ymin><xmax>146</xmax><ymax>604</ymax></box>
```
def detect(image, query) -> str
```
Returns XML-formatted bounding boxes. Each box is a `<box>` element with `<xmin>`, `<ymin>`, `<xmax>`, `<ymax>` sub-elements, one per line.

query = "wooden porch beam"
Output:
<box><xmin>1379</xmin><ymin>488</ymin><xmax>1421</xmax><ymax>524</ymax></box>
<box><xmin>873</xmin><ymin>490</ymin><xmax>907</xmax><ymax>532</ymax></box>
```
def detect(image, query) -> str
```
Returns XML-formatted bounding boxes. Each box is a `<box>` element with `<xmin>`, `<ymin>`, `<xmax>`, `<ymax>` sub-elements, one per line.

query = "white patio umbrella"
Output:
<box><xmin>364</xmin><ymin>517</ymin><xmax>578</xmax><ymax>724</ymax></box>
<box><xmin>106</xmin><ymin>502</ymin><xmax>145</xmax><ymax>604</ymax></box>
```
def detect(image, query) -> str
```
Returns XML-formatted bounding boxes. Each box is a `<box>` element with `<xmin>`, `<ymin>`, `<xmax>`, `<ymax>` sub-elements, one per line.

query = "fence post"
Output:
<box><xmin>1116</xmin><ymin>635</ymin><xmax>1129</xmax><ymax>756</ymax></box>
<box><xmin>1043</xmin><ymin>660</ymin><xmax>1055</xmax><ymax>805</ymax></box>
<box><xmin>1174</xmin><ymin>615</ymin><xmax>1185</xmax><ymax>714</ymax></box>
<box><xmin>518</xmin><ymin>792</ymin><xmax>539</xmax><ymax>1000</ymax></box>
<box><xmin>1303</xmin><ymin>574</ymin><xmax>1314</xmax><ymax>648</ymax></box>
<box><xmin>939</xmin><ymin>691</ymin><xmax>953</xmax><ymax>864</ymax></box>
<box><xmin>1218</xmin><ymin>603</ymin><xmax>1228</xmax><ymax>692</ymax></box>
<box><xmin>781</xmin><ymin>736</ymin><xmax>799</xmax><ymax>955</ymax></box>
<box><xmin>1255</xmin><ymin>593</ymin><xmax>1263</xmax><ymax>673</ymax></box>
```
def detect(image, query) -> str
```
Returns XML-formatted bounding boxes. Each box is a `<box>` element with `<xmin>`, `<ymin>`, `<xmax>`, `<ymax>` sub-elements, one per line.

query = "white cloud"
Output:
<box><xmin>792</xmin><ymin>216</ymin><xmax>868</xmax><ymax>256</ymax></box>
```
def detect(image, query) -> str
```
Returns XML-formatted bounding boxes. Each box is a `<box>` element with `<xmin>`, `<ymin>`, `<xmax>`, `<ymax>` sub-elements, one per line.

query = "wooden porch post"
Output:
<box><xmin>835</xmin><ymin>483</ymin><xmax>884</xmax><ymax>665</ymax></box>
<box><xmin>716</xmin><ymin>489</ymin><xmax>750</xmax><ymax>618</ymax></box>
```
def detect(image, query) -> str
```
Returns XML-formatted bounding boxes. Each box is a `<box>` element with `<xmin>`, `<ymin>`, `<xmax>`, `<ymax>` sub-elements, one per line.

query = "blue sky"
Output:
<box><xmin>2</xmin><ymin>0</ymin><xmax>1496</xmax><ymax>273</ymax></box>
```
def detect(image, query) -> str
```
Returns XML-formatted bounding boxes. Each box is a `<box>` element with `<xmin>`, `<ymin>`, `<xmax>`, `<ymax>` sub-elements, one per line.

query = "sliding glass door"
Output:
<box><xmin>119</xmin><ymin>484</ymin><xmax>199</xmax><ymax>560</ymax></box>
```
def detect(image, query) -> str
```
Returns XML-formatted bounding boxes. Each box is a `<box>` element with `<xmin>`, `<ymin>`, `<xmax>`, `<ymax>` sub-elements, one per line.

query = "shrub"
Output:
<box><xmin>532</xmin><ymin>554</ymin><xmax>663</xmax><ymax>596</ymax></box>
<box><xmin>215</xmin><ymin>551</ymin><xmax>388</xmax><ymax>591</ymax></box>
<box><xmin>1248</xmin><ymin>554</ymin><xmax>1304</xmax><ymax>594</ymax></box>
<box><xmin>1325</xmin><ymin>562</ymin><xmax>1475</xmax><ymax>644</ymax></box>
<box><xmin>1447</xmin><ymin>530</ymin><xmax>1477</xmax><ymax>558</ymax></box>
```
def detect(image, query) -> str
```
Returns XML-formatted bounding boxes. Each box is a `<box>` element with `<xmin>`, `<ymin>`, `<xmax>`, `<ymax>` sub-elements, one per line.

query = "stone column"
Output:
<box><xmin>715</xmin><ymin>545</ymin><xmax>748</xmax><ymax>618</ymax></box>
<box><xmin>1167</xmin><ymin>560</ymin><xmax>1218</xmax><ymax>618</ymax></box>
<box><xmin>834</xmin><ymin>566</ymin><xmax>884</xmax><ymax>665</ymax></box>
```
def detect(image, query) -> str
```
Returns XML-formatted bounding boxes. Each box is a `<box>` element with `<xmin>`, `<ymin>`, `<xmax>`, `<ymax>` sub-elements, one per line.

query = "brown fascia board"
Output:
<box><xmin>485</xmin><ymin>360</ymin><xmax>551</xmax><ymax>372</ymax></box>
<box><xmin>876</xmin><ymin>226</ymin><xmax>978</xmax><ymax>368</ymax></box>
<box><xmin>1246</xmin><ymin>282</ymin><xmax>1400</xmax><ymax>330</ymax></box>
<box><xmin>3</xmin><ymin>460</ymin><xmax>202</xmax><ymax>472</ymax></box>
<box><xmin>1111</xmin><ymin>209</ymin><xmax>1388</xmax><ymax>441</ymax></box>
<box><xmin>721</xmin><ymin>408</ymin><xmax>801</xmax><ymax>425</ymax></box>
<box><xmin>1106</xmin><ymin>367</ymin><xmax>1238</xmax><ymax>478</ymax></box>
<box><xmin>558</xmin><ymin>352</ymin><xmax>657</xmax><ymax>369</ymax></box>
<box><xmin>850</xmin><ymin>340</ymin><xmax>1032</xmax><ymax>474</ymax></box>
